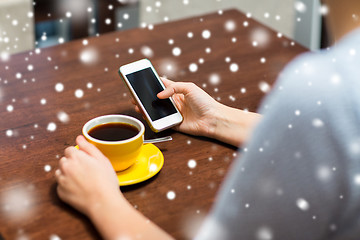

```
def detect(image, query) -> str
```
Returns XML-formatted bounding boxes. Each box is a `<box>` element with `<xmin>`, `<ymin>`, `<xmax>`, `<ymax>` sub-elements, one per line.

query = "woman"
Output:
<box><xmin>56</xmin><ymin>1</ymin><xmax>360</xmax><ymax>239</ymax></box>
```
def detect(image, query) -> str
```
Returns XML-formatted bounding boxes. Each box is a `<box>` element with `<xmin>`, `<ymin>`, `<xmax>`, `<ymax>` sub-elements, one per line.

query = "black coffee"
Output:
<box><xmin>88</xmin><ymin>122</ymin><xmax>139</xmax><ymax>141</ymax></box>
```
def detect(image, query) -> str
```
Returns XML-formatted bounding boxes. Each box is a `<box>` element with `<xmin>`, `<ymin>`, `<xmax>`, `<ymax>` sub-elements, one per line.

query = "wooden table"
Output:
<box><xmin>0</xmin><ymin>9</ymin><xmax>306</xmax><ymax>240</ymax></box>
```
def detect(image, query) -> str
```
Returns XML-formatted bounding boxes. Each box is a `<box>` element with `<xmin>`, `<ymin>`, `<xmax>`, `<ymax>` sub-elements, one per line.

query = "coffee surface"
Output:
<box><xmin>88</xmin><ymin>123</ymin><xmax>139</xmax><ymax>141</ymax></box>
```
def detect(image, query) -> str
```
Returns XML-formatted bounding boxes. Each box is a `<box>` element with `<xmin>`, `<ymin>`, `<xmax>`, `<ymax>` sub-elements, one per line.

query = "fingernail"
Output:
<box><xmin>55</xmin><ymin>169</ymin><xmax>61</xmax><ymax>176</ymax></box>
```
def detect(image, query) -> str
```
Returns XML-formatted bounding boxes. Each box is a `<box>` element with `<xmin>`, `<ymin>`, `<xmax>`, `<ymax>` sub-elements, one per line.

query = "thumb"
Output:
<box><xmin>76</xmin><ymin>135</ymin><xmax>107</xmax><ymax>161</ymax></box>
<box><xmin>157</xmin><ymin>82</ymin><xmax>194</xmax><ymax>99</ymax></box>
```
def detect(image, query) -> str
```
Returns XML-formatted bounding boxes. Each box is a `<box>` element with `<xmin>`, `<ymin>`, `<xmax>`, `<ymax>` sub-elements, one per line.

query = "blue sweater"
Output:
<box><xmin>196</xmin><ymin>29</ymin><xmax>360</xmax><ymax>240</ymax></box>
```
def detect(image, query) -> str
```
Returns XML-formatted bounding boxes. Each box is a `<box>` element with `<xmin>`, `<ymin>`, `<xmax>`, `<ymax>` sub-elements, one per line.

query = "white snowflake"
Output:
<box><xmin>296</xmin><ymin>198</ymin><xmax>310</xmax><ymax>211</ymax></box>
<box><xmin>57</xmin><ymin>111</ymin><xmax>70</xmax><ymax>123</ymax></box>
<box><xmin>27</xmin><ymin>64</ymin><xmax>34</xmax><ymax>71</ymax></box>
<box><xmin>79</xmin><ymin>48</ymin><xmax>98</xmax><ymax>64</ymax></box>
<box><xmin>295</xmin><ymin>1</ymin><xmax>307</xmax><ymax>13</ymax></box>
<box><xmin>189</xmin><ymin>63</ymin><xmax>198</xmax><ymax>72</ymax></box>
<box><xmin>320</xmin><ymin>5</ymin><xmax>329</xmax><ymax>15</ymax></box>
<box><xmin>202</xmin><ymin>30</ymin><xmax>211</xmax><ymax>39</ymax></box>
<box><xmin>155</xmin><ymin>1</ymin><xmax>162</xmax><ymax>7</ymax></box>
<box><xmin>166</xmin><ymin>191</ymin><xmax>176</xmax><ymax>200</ymax></box>
<box><xmin>349</xmin><ymin>139</ymin><xmax>360</xmax><ymax>155</ymax></box>
<box><xmin>187</xmin><ymin>159</ymin><xmax>197</xmax><ymax>169</ymax></box>
<box><xmin>349</xmin><ymin>48</ymin><xmax>356</xmax><ymax>56</ymax></box>
<box><xmin>44</xmin><ymin>165</ymin><xmax>52</xmax><ymax>172</ymax></box>
<box><xmin>317</xmin><ymin>166</ymin><xmax>332</xmax><ymax>182</ymax></box>
<box><xmin>259</xmin><ymin>81</ymin><xmax>270</xmax><ymax>93</ymax></box>
<box><xmin>47</xmin><ymin>122</ymin><xmax>57</xmax><ymax>132</ymax></box>
<box><xmin>7</xmin><ymin>105</ymin><xmax>14</xmax><ymax>112</ymax></box>
<box><xmin>224</xmin><ymin>20</ymin><xmax>236</xmax><ymax>32</ymax></box>
<box><xmin>123</xmin><ymin>13</ymin><xmax>129</xmax><ymax>20</ymax></box>
<box><xmin>331</xmin><ymin>74</ymin><xmax>341</xmax><ymax>85</ymax></box>
<box><xmin>209</xmin><ymin>73</ymin><xmax>221</xmax><ymax>85</ymax></box>
<box><xmin>1</xmin><ymin>51</ymin><xmax>10</xmax><ymax>61</ymax></box>
<box><xmin>49</xmin><ymin>234</ymin><xmax>61</xmax><ymax>240</ymax></box>
<box><xmin>55</xmin><ymin>83</ymin><xmax>64</xmax><ymax>92</ymax></box>
<box><xmin>140</xmin><ymin>46</ymin><xmax>154</xmax><ymax>58</ymax></box>
<box><xmin>229</xmin><ymin>63</ymin><xmax>239</xmax><ymax>72</ymax></box>
<box><xmin>6</xmin><ymin>129</ymin><xmax>14</xmax><ymax>137</ymax></box>
<box><xmin>251</xmin><ymin>28</ymin><xmax>270</xmax><ymax>47</ymax></box>
<box><xmin>312</xmin><ymin>118</ymin><xmax>324</xmax><ymax>128</ymax></box>
<box><xmin>256</xmin><ymin>226</ymin><xmax>273</xmax><ymax>240</ymax></box>
<box><xmin>75</xmin><ymin>89</ymin><xmax>84</xmax><ymax>98</ymax></box>
<box><xmin>354</xmin><ymin>174</ymin><xmax>360</xmax><ymax>185</ymax></box>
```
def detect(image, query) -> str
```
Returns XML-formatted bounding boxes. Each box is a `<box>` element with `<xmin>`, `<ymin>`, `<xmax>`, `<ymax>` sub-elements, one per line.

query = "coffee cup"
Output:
<box><xmin>82</xmin><ymin>115</ymin><xmax>145</xmax><ymax>171</ymax></box>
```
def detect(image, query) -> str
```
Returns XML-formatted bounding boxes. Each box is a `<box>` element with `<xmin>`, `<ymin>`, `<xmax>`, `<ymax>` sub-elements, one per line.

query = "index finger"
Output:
<box><xmin>76</xmin><ymin>135</ymin><xmax>107</xmax><ymax>161</ymax></box>
<box><xmin>160</xmin><ymin>77</ymin><xmax>174</xmax><ymax>87</ymax></box>
<box><xmin>157</xmin><ymin>81</ymin><xmax>195</xmax><ymax>99</ymax></box>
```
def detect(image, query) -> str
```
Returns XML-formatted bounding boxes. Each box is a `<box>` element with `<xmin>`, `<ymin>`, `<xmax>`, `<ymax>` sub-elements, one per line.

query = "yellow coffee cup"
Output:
<box><xmin>82</xmin><ymin>115</ymin><xmax>145</xmax><ymax>171</ymax></box>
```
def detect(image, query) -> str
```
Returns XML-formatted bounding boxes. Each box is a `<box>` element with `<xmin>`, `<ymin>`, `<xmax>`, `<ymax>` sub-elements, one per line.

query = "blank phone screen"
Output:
<box><xmin>126</xmin><ymin>67</ymin><xmax>177</xmax><ymax>121</ymax></box>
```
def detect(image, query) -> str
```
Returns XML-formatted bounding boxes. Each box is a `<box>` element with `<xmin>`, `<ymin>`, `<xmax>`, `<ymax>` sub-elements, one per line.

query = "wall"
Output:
<box><xmin>0</xmin><ymin>0</ymin><xmax>34</xmax><ymax>55</ymax></box>
<box><xmin>139</xmin><ymin>0</ymin><xmax>295</xmax><ymax>39</ymax></box>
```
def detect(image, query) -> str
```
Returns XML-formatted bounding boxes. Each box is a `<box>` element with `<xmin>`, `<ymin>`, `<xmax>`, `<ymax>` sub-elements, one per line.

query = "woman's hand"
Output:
<box><xmin>55</xmin><ymin>135</ymin><xmax>121</xmax><ymax>217</ymax></box>
<box><xmin>133</xmin><ymin>78</ymin><xmax>261</xmax><ymax>146</ymax></box>
<box><xmin>133</xmin><ymin>78</ymin><xmax>221</xmax><ymax>138</ymax></box>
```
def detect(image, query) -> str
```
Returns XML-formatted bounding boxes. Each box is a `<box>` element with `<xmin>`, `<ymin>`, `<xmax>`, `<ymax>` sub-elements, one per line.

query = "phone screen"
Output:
<box><xmin>126</xmin><ymin>67</ymin><xmax>177</xmax><ymax>121</ymax></box>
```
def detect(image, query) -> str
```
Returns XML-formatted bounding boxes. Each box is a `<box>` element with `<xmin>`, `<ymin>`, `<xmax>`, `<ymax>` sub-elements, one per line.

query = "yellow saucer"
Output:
<box><xmin>117</xmin><ymin>143</ymin><xmax>164</xmax><ymax>186</ymax></box>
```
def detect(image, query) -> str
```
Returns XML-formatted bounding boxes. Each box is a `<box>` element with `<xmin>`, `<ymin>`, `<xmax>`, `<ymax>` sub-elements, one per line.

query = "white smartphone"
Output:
<box><xmin>118</xmin><ymin>59</ymin><xmax>183</xmax><ymax>132</ymax></box>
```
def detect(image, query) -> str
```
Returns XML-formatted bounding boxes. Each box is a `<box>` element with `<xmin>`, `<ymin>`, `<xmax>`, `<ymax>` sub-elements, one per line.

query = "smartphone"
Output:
<box><xmin>118</xmin><ymin>59</ymin><xmax>183</xmax><ymax>132</ymax></box>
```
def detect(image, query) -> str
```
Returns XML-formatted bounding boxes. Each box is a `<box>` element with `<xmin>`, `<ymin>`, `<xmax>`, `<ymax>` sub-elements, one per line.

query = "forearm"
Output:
<box><xmin>88</xmin><ymin>192</ymin><xmax>174</xmax><ymax>240</ymax></box>
<box><xmin>211</xmin><ymin>104</ymin><xmax>261</xmax><ymax>147</ymax></box>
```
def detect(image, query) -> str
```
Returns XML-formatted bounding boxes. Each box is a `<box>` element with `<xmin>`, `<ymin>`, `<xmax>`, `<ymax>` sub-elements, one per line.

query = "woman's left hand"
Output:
<box><xmin>55</xmin><ymin>135</ymin><xmax>121</xmax><ymax>217</ymax></box>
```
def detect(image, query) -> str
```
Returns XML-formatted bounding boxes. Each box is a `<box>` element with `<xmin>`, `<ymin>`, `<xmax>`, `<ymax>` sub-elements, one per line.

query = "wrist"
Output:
<box><xmin>87</xmin><ymin>191</ymin><xmax>125</xmax><ymax>222</ymax></box>
<box><xmin>211</xmin><ymin>104</ymin><xmax>261</xmax><ymax>147</ymax></box>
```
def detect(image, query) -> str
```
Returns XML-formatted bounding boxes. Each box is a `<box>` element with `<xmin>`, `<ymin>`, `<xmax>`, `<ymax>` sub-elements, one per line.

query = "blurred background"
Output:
<box><xmin>0</xmin><ymin>0</ymin><xmax>324</xmax><ymax>57</ymax></box>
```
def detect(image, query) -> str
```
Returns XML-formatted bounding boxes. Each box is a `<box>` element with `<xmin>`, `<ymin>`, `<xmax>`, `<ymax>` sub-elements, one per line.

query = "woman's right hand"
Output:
<box><xmin>133</xmin><ymin>78</ymin><xmax>221</xmax><ymax>138</ymax></box>
<box><xmin>132</xmin><ymin>78</ymin><xmax>261</xmax><ymax>147</ymax></box>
